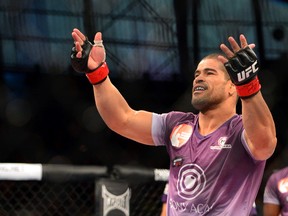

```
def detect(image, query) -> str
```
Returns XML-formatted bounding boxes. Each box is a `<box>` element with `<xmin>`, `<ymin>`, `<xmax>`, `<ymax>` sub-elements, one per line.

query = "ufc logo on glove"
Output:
<box><xmin>237</xmin><ymin>61</ymin><xmax>259</xmax><ymax>82</ymax></box>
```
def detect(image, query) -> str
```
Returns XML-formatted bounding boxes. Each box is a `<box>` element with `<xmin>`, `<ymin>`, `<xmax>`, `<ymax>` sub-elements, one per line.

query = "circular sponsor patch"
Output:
<box><xmin>177</xmin><ymin>163</ymin><xmax>206</xmax><ymax>200</ymax></box>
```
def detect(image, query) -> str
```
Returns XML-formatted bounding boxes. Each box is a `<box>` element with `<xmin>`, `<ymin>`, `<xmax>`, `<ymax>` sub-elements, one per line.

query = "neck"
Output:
<box><xmin>198</xmin><ymin>109</ymin><xmax>236</xmax><ymax>136</ymax></box>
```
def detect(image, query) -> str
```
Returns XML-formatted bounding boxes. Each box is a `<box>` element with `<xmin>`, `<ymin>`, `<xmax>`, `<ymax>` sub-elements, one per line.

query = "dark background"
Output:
<box><xmin>0</xmin><ymin>0</ymin><xmax>288</xmax><ymax>213</ymax></box>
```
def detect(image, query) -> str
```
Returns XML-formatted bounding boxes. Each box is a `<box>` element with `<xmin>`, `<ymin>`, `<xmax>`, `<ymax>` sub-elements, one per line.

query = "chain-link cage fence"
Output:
<box><xmin>0</xmin><ymin>163</ymin><xmax>168</xmax><ymax>216</ymax></box>
<box><xmin>0</xmin><ymin>181</ymin><xmax>94</xmax><ymax>216</ymax></box>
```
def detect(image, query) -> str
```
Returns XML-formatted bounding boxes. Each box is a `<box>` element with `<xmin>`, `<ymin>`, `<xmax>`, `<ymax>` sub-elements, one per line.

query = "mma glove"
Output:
<box><xmin>224</xmin><ymin>47</ymin><xmax>261</xmax><ymax>98</ymax></box>
<box><xmin>71</xmin><ymin>37</ymin><xmax>109</xmax><ymax>85</ymax></box>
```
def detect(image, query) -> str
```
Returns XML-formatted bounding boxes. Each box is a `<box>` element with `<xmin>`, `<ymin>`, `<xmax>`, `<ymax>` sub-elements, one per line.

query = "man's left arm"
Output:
<box><xmin>241</xmin><ymin>91</ymin><xmax>277</xmax><ymax>160</ymax></box>
<box><xmin>219</xmin><ymin>34</ymin><xmax>277</xmax><ymax>160</ymax></box>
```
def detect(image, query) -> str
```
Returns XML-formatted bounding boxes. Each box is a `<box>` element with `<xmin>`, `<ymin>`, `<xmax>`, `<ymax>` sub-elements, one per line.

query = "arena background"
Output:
<box><xmin>0</xmin><ymin>0</ymin><xmax>288</xmax><ymax>215</ymax></box>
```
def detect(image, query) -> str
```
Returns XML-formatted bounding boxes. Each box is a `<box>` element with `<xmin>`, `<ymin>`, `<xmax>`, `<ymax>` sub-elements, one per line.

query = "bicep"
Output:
<box><xmin>244</xmin><ymin>130</ymin><xmax>275</xmax><ymax>161</ymax></box>
<box><xmin>241</xmin><ymin>93</ymin><xmax>277</xmax><ymax>160</ymax></box>
<box><xmin>119</xmin><ymin>110</ymin><xmax>154</xmax><ymax>145</ymax></box>
<box><xmin>263</xmin><ymin>203</ymin><xmax>280</xmax><ymax>216</ymax></box>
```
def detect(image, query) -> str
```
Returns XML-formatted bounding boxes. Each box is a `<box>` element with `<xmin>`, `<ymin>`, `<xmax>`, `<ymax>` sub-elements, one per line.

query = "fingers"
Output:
<box><xmin>220</xmin><ymin>34</ymin><xmax>255</xmax><ymax>59</ymax></box>
<box><xmin>93</xmin><ymin>32</ymin><xmax>104</xmax><ymax>48</ymax></box>
<box><xmin>220</xmin><ymin>43</ymin><xmax>235</xmax><ymax>59</ymax></box>
<box><xmin>218</xmin><ymin>55</ymin><xmax>228</xmax><ymax>64</ymax></box>
<box><xmin>94</xmin><ymin>32</ymin><xmax>102</xmax><ymax>42</ymax></box>
<box><xmin>75</xmin><ymin>42</ymin><xmax>82</xmax><ymax>58</ymax></box>
<box><xmin>239</xmin><ymin>34</ymin><xmax>248</xmax><ymax>48</ymax></box>
<box><xmin>248</xmin><ymin>44</ymin><xmax>256</xmax><ymax>49</ymax></box>
<box><xmin>228</xmin><ymin>36</ymin><xmax>241</xmax><ymax>52</ymax></box>
<box><xmin>71</xmin><ymin>28</ymin><xmax>87</xmax><ymax>58</ymax></box>
<box><xmin>71</xmin><ymin>29</ymin><xmax>105</xmax><ymax>58</ymax></box>
<box><xmin>72</xmin><ymin>28</ymin><xmax>86</xmax><ymax>43</ymax></box>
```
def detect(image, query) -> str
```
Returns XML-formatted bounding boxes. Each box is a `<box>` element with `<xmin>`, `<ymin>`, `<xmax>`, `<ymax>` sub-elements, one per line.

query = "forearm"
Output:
<box><xmin>93</xmin><ymin>77</ymin><xmax>134</xmax><ymax>131</ymax></box>
<box><xmin>241</xmin><ymin>92</ymin><xmax>277</xmax><ymax>159</ymax></box>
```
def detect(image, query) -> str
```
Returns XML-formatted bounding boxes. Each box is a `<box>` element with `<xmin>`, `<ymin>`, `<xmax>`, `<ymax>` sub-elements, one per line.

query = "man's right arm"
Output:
<box><xmin>71</xmin><ymin>28</ymin><xmax>154</xmax><ymax>145</ymax></box>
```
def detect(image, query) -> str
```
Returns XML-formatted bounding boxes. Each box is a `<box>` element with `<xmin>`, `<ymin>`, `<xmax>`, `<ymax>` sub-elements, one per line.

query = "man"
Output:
<box><xmin>263</xmin><ymin>166</ymin><xmax>288</xmax><ymax>216</ymax></box>
<box><xmin>71</xmin><ymin>28</ymin><xmax>277</xmax><ymax>215</ymax></box>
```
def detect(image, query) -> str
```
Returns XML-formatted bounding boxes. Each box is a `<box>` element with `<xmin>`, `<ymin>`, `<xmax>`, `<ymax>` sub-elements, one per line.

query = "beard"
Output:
<box><xmin>191</xmin><ymin>96</ymin><xmax>210</xmax><ymax>112</ymax></box>
<box><xmin>191</xmin><ymin>94</ymin><xmax>221</xmax><ymax>112</ymax></box>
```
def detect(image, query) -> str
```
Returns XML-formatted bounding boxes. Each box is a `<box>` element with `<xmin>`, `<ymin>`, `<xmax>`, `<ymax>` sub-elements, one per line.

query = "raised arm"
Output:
<box><xmin>218</xmin><ymin>34</ymin><xmax>277</xmax><ymax>160</ymax></box>
<box><xmin>71</xmin><ymin>28</ymin><xmax>154</xmax><ymax>145</ymax></box>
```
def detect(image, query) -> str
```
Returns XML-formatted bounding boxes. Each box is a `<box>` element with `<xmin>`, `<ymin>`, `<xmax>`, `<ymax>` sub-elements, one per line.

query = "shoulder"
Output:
<box><xmin>266</xmin><ymin>167</ymin><xmax>288</xmax><ymax>186</ymax></box>
<box><xmin>152</xmin><ymin>111</ymin><xmax>197</xmax><ymax>146</ymax></box>
<box><xmin>153</xmin><ymin>111</ymin><xmax>197</xmax><ymax>125</ymax></box>
<box><xmin>230</xmin><ymin>114</ymin><xmax>243</xmax><ymax>126</ymax></box>
<box><xmin>271</xmin><ymin>167</ymin><xmax>288</xmax><ymax>178</ymax></box>
<box><xmin>279</xmin><ymin>166</ymin><xmax>288</xmax><ymax>173</ymax></box>
<box><xmin>225</xmin><ymin>114</ymin><xmax>244</xmax><ymax>135</ymax></box>
<box><xmin>166</xmin><ymin>111</ymin><xmax>197</xmax><ymax>122</ymax></box>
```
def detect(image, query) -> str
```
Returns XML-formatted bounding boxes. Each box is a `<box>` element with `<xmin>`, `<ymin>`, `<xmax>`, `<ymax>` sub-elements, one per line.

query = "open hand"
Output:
<box><xmin>218</xmin><ymin>34</ymin><xmax>255</xmax><ymax>64</ymax></box>
<box><xmin>71</xmin><ymin>28</ymin><xmax>106</xmax><ymax>70</ymax></box>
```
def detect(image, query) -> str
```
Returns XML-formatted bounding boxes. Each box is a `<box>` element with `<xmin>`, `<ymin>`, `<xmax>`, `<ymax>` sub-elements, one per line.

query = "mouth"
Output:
<box><xmin>193</xmin><ymin>85</ymin><xmax>207</xmax><ymax>94</ymax></box>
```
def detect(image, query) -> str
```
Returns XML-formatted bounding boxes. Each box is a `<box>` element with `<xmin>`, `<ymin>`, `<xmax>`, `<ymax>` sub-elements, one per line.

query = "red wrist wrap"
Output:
<box><xmin>236</xmin><ymin>76</ymin><xmax>261</xmax><ymax>98</ymax></box>
<box><xmin>86</xmin><ymin>62</ymin><xmax>109</xmax><ymax>85</ymax></box>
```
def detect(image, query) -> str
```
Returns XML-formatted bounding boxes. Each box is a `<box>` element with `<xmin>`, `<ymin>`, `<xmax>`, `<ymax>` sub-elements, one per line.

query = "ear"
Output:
<box><xmin>228</xmin><ymin>80</ymin><xmax>236</xmax><ymax>96</ymax></box>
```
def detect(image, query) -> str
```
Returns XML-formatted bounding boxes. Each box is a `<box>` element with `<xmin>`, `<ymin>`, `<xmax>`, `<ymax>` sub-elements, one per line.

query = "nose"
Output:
<box><xmin>194</xmin><ymin>74</ymin><xmax>204</xmax><ymax>84</ymax></box>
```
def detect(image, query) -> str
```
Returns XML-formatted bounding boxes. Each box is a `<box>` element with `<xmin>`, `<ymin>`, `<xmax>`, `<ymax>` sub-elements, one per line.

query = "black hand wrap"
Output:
<box><xmin>71</xmin><ymin>38</ymin><xmax>93</xmax><ymax>73</ymax></box>
<box><xmin>224</xmin><ymin>47</ymin><xmax>261</xmax><ymax>98</ymax></box>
